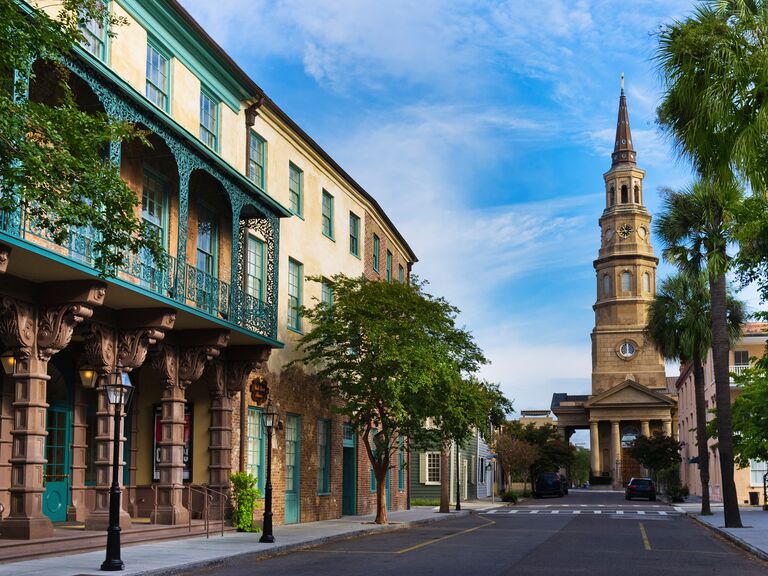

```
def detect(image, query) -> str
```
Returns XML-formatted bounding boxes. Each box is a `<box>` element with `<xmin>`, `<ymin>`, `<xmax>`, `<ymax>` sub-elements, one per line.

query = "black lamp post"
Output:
<box><xmin>101</xmin><ymin>369</ymin><xmax>133</xmax><ymax>571</ymax></box>
<box><xmin>259</xmin><ymin>398</ymin><xmax>277</xmax><ymax>544</ymax></box>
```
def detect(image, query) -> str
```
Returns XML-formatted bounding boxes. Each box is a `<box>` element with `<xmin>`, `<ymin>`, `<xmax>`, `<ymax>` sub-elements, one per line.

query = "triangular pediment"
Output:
<box><xmin>586</xmin><ymin>379</ymin><xmax>676</xmax><ymax>408</ymax></box>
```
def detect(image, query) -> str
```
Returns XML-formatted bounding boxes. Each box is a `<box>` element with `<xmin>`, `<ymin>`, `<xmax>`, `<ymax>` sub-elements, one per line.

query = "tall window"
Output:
<box><xmin>196</xmin><ymin>206</ymin><xmax>217</xmax><ymax>276</ymax></box>
<box><xmin>248</xmin><ymin>132</ymin><xmax>266</xmax><ymax>190</ymax></box>
<box><xmin>289</xmin><ymin>163</ymin><xmax>303</xmax><ymax>216</ymax></box>
<box><xmin>621</xmin><ymin>271</ymin><xmax>631</xmax><ymax>292</ymax></box>
<box><xmin>246</xmin><ymin>408</ymin><xmax>265</xmax><ymax>490</ymax></box>
<box><xmin>386</xmin><ymin>250</ymin><xmax>393</xmax><ymax>282</ymax></box>
<box><xmin>398</xmin><ymin>264</ymin><xmax>405</xmax><ymax>283</ymax></box>
<box><xmin>398</xmin><ymin>436</ymin><xmax>405</xmax><ymax>490</ymax></box>
<box><xmin>288</xmin><ymin>258</ymin><xmax>302</xmax><ymax>331</ymax></box>
<box><xmin>321</xmin><ymin>278</ymin><xmax>333</xmax><ymax>306</ymax></box>
<box><xmin>349</xmin><ymin>213</ymin><xmax>360</xmax><ymax>257</ymax></box>
<box><xmin>642</xmin><ymin>272</ymin><xmax>651</xmax><ymax>293</ymax></box>
<box><xmin>199</xmin><ymin>89</ymin><xmax>218</xmax><ymax>151</ymax></box>
<box><xmin>317</xmin><ymin>419</ymin><xmax>331</xmax><ymax>494</ymax></box>
<box><xmin>621</xmin><ymin>184</ymin><xmax>628</xmax><ymax>203</ymax></box>
<box><xmin>372</xmin><ymin>234</ymin><xmax>380</xmax><ymax>272</ymax></box>
<box><xmin>426</xmin><ymin>452</ymin><xmax>440</xmax><ymax>483</ymax></box>
<box><xmin>609</xmin><ymin>186</ymin><xmax>615</xmax><ymax>207</ymax></box>
<box><xmin>146</xmin><ymin>43</ymin><xmax>169</xmax><ymax>111</ymax></box>
<box><xmin>603</xmin><ymin>274</ymin><xmax>611</xmax><ymax>296</ymax></box>
<box><xmin>321</xmin><ymin>190</ymin><xmax>334</xmax><ymax>239</ymax></box>
<box><xmin>634</xmin><ymin>185</ymin><xmax>640</xmax><ymax>203</ymax></box>
<box><xmin>246</xmin><ymin>235</ymin><xmax>265</xmax><ymax>302</ymax></box>
<box><xmin>141</xmin><ymin>171</ymin><xmax>166</xmax><ymax>287</ymax></box>
<box><xmin>80</xmin><ymin>7</ymin><xmax>107</xmax><ymax>61</ymax></box>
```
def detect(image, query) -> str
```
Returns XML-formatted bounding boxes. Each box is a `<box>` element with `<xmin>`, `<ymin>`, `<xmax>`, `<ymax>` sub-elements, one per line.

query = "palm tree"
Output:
<box><xmin>646</xmin><ymin>272</ymin><xmax>745</xmax><ymax>516</ymax></box>
<box><xmin>655</xmin><ymin>180</ymin><xmax>745</xmax><ymax>527</ymax></box>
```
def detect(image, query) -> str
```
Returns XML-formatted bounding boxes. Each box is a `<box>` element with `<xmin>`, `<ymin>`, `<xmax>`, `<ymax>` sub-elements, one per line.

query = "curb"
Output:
<box><xmin>685</xmin><ymin>513</ymin><xmax>768</xmax><ymax>563</ymax></box>
<box><xmin>138</xmin><ymin>510</ymin><xmax>472</xmax><ymax>576</ymax></box>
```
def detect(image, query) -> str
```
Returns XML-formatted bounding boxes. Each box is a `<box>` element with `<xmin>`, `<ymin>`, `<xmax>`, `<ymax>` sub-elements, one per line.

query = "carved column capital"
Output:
<box><xmin>151</xmin><ymin>344</ymin><xmax>180</xmax><ymax>390</ymax></box>
<box><xmin>0</xmin><ymin>242</ymin><xmax>11</xmax><ymax>274</ymax></box>
<box><xmin>0</xmin><ymin>296</ymin><xmax>35</xmax><ymax>358</ymax></box>
<box><xmin>178</xmin><ymin>329</ymin><xmax>229</xmax><ymax>387</ymax></box>
<box><xmin>82</xmin><ymin>322</ymin><xmax>117</xmax><ymax>374</ymax></box>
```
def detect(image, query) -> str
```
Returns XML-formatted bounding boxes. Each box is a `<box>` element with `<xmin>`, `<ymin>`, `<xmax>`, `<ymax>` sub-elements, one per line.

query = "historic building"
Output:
<box><xmin>0</xmin><ymin>0</ymin><xmax>415</xmax><ymax>543</ymax></box>
<box><xmin>677</xmin><ymin>323</ymin><xmax>768</xmax><ymax>505</ymax></box>
<box><xmin>551</xmin><ymin>79</ymin><xmax>677</xmax><ymax>488</ymax></box>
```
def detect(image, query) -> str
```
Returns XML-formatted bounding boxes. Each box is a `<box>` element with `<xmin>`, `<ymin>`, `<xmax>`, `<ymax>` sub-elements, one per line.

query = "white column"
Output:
<box><xmin>641</xmin><ymin>420</ymin><xmax>650</xmax><ymax>437</ymax></box>
<box><xmin>663</xmin><ymin>419</ymin><xmax>672</xmax><ymax>437</ymax></box>
<box><xmin>590</xmin><ymin>421</ymin><xmax>601</xmax><ymax>474</ymax></box>
<box><xmin>611</xmin><ymin>421</ymin><xmax>621</xmax><ymax>486</ymax></box>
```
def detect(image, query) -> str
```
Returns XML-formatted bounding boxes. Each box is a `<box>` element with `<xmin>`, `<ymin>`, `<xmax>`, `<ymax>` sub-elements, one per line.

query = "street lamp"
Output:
<box><xmin>259</xmin><ymin>398</ymin><xmax>278</xmax><ymax>544</ymax></box>
<box><xmin>0</xmin><ymin>351</ymin><xmax>16</xmax><ymax>375</ymax></box>
<box><xmin>79</xmin><ymin>365</ymin><xmax>99</xmax><ymax>389</ymax></box>
<box><xmin>101</xmin><ymin>369</ymin><xmax>133</xmax><ymax>572</ymax></box>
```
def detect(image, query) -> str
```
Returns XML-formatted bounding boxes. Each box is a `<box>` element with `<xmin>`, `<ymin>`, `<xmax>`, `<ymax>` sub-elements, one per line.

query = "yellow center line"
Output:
<box><xmin>395</xmin><ymin>517</ymin><xmax>496</xmax><ymax>554</ymax></box>
<box><xmin>639</xmin><ymin>522</ymin><xmax>651</xmax><ymax>551</ymax></box>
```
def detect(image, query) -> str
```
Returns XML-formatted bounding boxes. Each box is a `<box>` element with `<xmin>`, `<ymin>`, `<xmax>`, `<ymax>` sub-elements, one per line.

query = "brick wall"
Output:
<box><xmin>363</xmin><ymin>212</ymin><xmax>409</xmax><ymax>283</ymax></box>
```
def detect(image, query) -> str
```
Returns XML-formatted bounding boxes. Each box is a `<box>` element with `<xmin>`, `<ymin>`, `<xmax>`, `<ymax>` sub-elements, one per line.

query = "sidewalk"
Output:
<box><xmin>0</xmin><ymin>508</ymin><xmax>470</xmax><ymax>576</ymax></box>
<box><xmin>677</xmin><ymin>498</ymin><xmax>768</xmax><ymax>561</ymax></box>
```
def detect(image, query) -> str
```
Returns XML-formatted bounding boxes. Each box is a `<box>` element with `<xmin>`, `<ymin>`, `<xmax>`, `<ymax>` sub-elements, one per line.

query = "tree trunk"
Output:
<box><xmin>439</xmin><ymin>440</ymin><xmax>450</xmax><ymax>513</ymax></box>
<box><xmin>710</xmin><ymin>272</ymin><xmax>742</xmax><ymax>528</ymax></box>
<box><xmin>693</xmin><ymin>353</ymin><xmax>712</xmax><ymax>516</ymax></box>
<box><xmin>374</xmin><ymin>463</ymin><xmax>388</xmax><ymax>524</ymax></box>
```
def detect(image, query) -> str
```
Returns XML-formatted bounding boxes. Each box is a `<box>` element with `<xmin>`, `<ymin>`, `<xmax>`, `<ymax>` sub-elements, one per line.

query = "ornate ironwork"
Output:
<box><xmin>237</xmin><ymin>214</ymin><xmax>279</xmax><ymax>336</ymax></box>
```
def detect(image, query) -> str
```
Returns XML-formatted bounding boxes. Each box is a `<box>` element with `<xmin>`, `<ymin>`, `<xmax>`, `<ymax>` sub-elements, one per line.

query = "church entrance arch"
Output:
<box><xmin>620</xmin><ymin>425</ymin><xmax>642</xmax><ymax>485</ymax></box>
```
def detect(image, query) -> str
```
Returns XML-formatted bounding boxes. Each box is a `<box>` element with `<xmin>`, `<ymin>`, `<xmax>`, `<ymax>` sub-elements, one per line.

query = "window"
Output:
<box><xmin>321</xmin><ymin>278</ymin><xmax>333</xmax><ymax>306</ymax></box>
<box><xmin>321</xmin><ymin>190</ymin><xmax>334</xmax><ymax>239</ymax></box>
<box><xmin>349</xmin><ymin>212</ymin><xmax>360</xmax><ymax>257</ymax></box>
<box><xmin>426</xmin><ymin>452</ymin><xmax>440</xmax><ymax>484</ymax></box>
<box><xmin>643</xmin><ymin>272</ymin><xmax>651</xmax><ymax>293</ymax></box>
<box><xmin>609</xmin><ymin>186</ymin><xmax>615</xmax><ymax>207</ymax></box>
<box><xmin>248</xmin><ymin>132</ymin><xmax>266</xmax><ymax>190</ymax></box>
<box><xmin>634</xmin><ymin>185</ymin><xmax>640</xmax><ymax>203</ymax></box>
<box><xmin>479</xmin><ymin>457</ymin><xmax>486</xmax><ymax>484</ymax></box>
<box><xmin>141</xmin><ymin>171</ymin><xmax>166</xmax><ymax>288</ymax></box>
<box><xmin>288</xmin><ymin>258</ymin><xmax>302</xmax><ymax>331</ymax></box>
<box><xmin>621</xmin><ymin>184</ymin><xmax>628</xmax><ymax>203</ymax></box>
<box><xmin>246</xmin><ymin>408</ymin><xmax>265</xmax><ymax>490</ymax></box>
<box><xmin>317</xmin><ymin>419</ymin><xmax>331</xmax><ymax>494</ymax></box>
<box><xmin>619</xmin><ymin>341</ymin><xmax>636</xmax><ymax>359</ymax></box>
<box><xmin>621</xmin><ymin>271</ymin><xmax>631</xmax><ymax>292</ymax></box>
<box><xmin>146</xmin><ymin>43</ymin><xmax>169</xmax><ymax>111</ymax></box>
<box><xmin>603</xmin><ymin>274</ymin><xmax>611</xmax><ymax>296</ymax></box>
<box><xmin>734</xmin><ymin>350</ymin><xmax>749</xmax><ymax>366</ymax></box>
<box><xmin>199</xmin><ymin>89</ymin><xmax>218</xmax><ymax>150</ymax></box>
<box><xmin>246</xmin><ymin>235</ymin><xmax>265</xmax><ymax>302</ymax></box>
<box><xmin>288</xmin><ymin>163</ymin><xmax>303</xmax><ymax>216</ymax></box>
<box><xmin>750</xmin><ymin>460</ymin><xmax>767</xmax><ymax>486</ymax></box>
<box><xmin>196</xmin><ymin>206</ymin><xmax>217</xmax><ymax>276</ymax></box>
<box><xmin>398</xmin><ymin>436</ymin><xmax>405</xmax><ymax>490</ymax></box>
<box><xmin>80</xmin><ymin>6</ymin><xmax>107</xmax><ymax>61</ymax></box>
<box><xmin>372</xmin><ymin>234</ymin><xmax>380</xmax><ymax>272</ymax></box>
<box><xmin>386</xmin><ymin>250</ymin><xmax>393</xmax><ymax>283</ymax></box>
<box><xmin>398</xmin><ymin>264</ymin><xmax>405</xmax><ymax>283</ymax></box>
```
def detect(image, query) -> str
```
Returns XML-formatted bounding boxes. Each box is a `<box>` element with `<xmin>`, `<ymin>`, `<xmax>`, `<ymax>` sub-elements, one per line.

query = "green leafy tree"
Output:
<box><xmin>506</xmin><ymin>422</ymin><xmax>575</xmax><ymax>479</ymax></box>
<box><xmin>723</xmin><ymin>354</ymin><xmax>768</xmax><ymax>470</ymax></box>
<box><xmin>570</xmin><ymin>447</ymin><xmax>591</xmax><ymax>487</ymax></box>
<box><xmin>646</xmin><ymin>272</ymin><xmax>745</xmax><ymax>514</ymax></box>
<box><xmin>628</xmin><ymin>433</ymin><xmax>682</xmax><ymax>478</ymax></box>
<box><xmin>495</xmin><ymin>434</ymin><xmax>539</xmax><ymax>494</ymax></box>
<box><xmin>297</xmin><ymin>274</ymin><xmax>486</xmax><ymax>524</ymax></box>
<box><xmin>654</xmin><ymin>179</ymin><xmax>745</xmax><ymax>527</ymax></box>
<box><xmin>0</xmin><ymin>0</ymin><xmax>162</xmax><ymax>275</ymax></box>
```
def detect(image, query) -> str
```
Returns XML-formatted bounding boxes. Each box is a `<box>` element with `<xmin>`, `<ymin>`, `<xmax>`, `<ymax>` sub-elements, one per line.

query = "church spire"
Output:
<box><xmin>611</xmin><ymin>73</ymin><xmax>636</xmax><ymax>166</ymax></box>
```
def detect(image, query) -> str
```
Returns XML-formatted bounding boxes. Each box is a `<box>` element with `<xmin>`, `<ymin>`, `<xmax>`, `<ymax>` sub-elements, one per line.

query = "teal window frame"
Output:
<box><xmin>386</xmin><ymin>250</ymin><xmax>392</xmax><ymax>282</ymax></box>
<box><xmin>288</xmin><ymin>258</ymin><xmax>303</xmax><ymax>332</ymax></box>
<box><xmin>246</xmin><ymin>407</ymin><xmax>265</xmax><ymax>491</ymax></box>
<box><xmin>317</xmin><ymin>419</ymin><xmax>332</xmax><ymax>494</ymax></box>
<box><xmin>321</xmin><ymin>190</ymin><xmax>334</xmax><ymax>239</ymax></box>
<box><xmin>246</xmin><ymin>234</ymin><xmax>265</xmax><ymax>302</ymax></box>
<box><xmin>248</xmin><ymin>131</ymin><xmax>266</xmax><ymax>191</ymax></box>
<box><xmin>79</xmin><ymin>2</ymin><xmax>109</xmax><ymax>62</ymax></box>
<box><xmin>145</xmin><ymin>40</ymin><xmax>170</xmax><ymax>112</ymax></box>
<box><xmin>398</xmin><ymin>436</ymin><xmax>405</xmax><ymax>490</ymax></box>
<box><xmin>289</xmin><ymin>163</ymin><xmax>303</xmax><ymax>217</ymax></box>
<box><xmin>398</xmin><ymin>264</ymin><xmax>404</xmax><ymax>283</ymax></box>
<box><xmin>372</xmin><ymin>234</ymin><xmax>380</xmax><ymax>272</ymax></box>
<box><xmin>321</xmin><ymin>278</ymin><xmax>333</xmax><ymax>306</ymax></box>
<box><xmin>199</xmin><ymin>88</ymin><xmax>219</xmax><ymax>151</ymax></box>
<box><xmin>349</xmin><ymin>212</ymin><xmax>360</xmax><ymax>257</ymax></box>
<box><xmin>196</xmin><ymin>203</ymin><xmax>218</xmax><ymax>278</ymax></box>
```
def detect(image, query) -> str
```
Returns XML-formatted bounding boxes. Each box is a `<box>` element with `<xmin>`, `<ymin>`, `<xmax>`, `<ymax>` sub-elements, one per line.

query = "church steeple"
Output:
<box><xmin>611</xmin><ymin>73</ymin><xmax>636</xmax><ymax>167</ymax></box>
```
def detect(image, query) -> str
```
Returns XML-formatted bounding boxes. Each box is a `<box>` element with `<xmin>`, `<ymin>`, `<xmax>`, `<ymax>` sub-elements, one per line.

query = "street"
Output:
<box><xmin>193</xmin><ymin>491</ymin><xmax>767</xmax><ymax>576</ymax></box>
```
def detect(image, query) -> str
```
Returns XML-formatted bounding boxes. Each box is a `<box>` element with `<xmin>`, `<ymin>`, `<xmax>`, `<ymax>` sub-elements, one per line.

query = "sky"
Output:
<box><xmin>179</xmin><ymin>0</ymin><xmax>761</xmax><ymax>423</ymax></box>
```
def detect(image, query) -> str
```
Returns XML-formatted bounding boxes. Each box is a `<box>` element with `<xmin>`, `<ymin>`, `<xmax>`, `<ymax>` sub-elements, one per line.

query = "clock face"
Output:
<box><xmin>637</xmin><ymin>227</ymin><xmax>647</xmax><ymax>239</ymax></box>
<box><xmin>605</xmin><ymin>228</ymin><xmax>614</xmax><ymax>241</ymax></box>
<box><xmin>618</xmin><ymin>224</ymin><xmax>633</xmax><ymax>238</ymax></box>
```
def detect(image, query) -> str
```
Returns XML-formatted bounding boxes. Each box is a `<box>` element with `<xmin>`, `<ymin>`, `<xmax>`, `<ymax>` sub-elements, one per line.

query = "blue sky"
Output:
<box><xmin>179</xmin><ymin>0</ymin><xmax>759</xmax><ymax>420</ymax></box>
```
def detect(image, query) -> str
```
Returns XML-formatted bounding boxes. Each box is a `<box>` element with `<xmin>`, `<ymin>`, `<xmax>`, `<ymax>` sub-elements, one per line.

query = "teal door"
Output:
<box><xmin>43</xmin><ymin>407</ymin><xmax>71</xmax><ymax>522</ymax></box>
<box><xmin>284</xmin><ymin>414</ymin><xmax>300</xmax><ymax>524</ymax></box>
<box><xmin>342</xmin><ymin>447</ymin><xmax>356</xmax><ymax>515</ymax></box>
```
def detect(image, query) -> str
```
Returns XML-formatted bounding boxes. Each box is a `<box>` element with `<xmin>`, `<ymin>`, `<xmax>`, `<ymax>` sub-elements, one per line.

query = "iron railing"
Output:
<box><xmin>150</xmin><ymin>484</ymin><xmax>231</xmax><ymax>538</ymax></box>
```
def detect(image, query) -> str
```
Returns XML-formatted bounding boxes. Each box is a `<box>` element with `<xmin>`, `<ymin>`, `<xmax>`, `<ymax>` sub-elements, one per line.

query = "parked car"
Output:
<box><xmin>625</xmin><ymin>477</ymin><xmax>656</xmax><ymax>501</ymax></box>
<box><xmin>535</xmin><ymin>472</ymin><xmax>564</xmax><ymax>498</ymax></box>
<box><xmin>560</xmin><ymin>475</ymin><xmax>569</xmax><ymax>495</ymax></box>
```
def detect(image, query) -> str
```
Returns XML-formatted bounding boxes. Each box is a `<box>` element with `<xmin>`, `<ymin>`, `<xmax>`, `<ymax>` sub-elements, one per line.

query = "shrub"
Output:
<box><xmin>501</xmin><ymin>490</ymin><xmax>519</xmax><ymax>503</ymax></box>
<box><xmin>411</xmin><ymin>498</ymin><xmax>440</xmax><ymax>506</ymax></box>
<box><xmin>230</xmin><ymin>472</ymin><xmax>261</xmax><ymax>532</ymax></box>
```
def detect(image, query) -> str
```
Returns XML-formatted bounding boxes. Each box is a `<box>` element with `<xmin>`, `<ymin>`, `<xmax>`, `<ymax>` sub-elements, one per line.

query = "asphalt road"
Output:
<box><xmin>193</xmin><ymin>490</ymin><xmax>767</xmax><ymax>576</ymax></box>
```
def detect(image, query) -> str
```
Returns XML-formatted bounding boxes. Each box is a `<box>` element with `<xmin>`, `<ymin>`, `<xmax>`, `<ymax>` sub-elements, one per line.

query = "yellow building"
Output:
<box><xmin>0</xmin><ymin>0</ymin><xmax>415</xmax><ymax>542</ymax></box>
<box><xmin>677</xmin><ymin>323</ymin><xmax>768</xmax><ymax>505</ymax></box>
<box><xmin>552</xmin><ymin>79</ymin><xmax>677</xmax><ymax>488</ymax></box>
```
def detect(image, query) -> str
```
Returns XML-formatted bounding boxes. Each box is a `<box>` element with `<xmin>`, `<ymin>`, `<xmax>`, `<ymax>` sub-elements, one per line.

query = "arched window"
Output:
<box><xmin>621</xmin><ymin>184</ymin><xmax>628</xmax><ymax>203</ymax></box>
<box><xmin>643</xmin><ymin>272</ymin><xmax>651</xmax><ymax>293</ymax></box>
<box><xmin>621</xmin><ymin>271</ymin><xmax>631</xmax><ymax>292</ymax></box>
<box><xmin>609</xmin><ymin>186</ymin><xmax>615</xmax><ymax>207</ymax></box>
<box><xmin>603</xmin><ymin>274</ymin><xmax>611</xmax><ymax>296</ymax></box>
<box><xmin>634</xmin><ymin>184</ymin><xmax>640</xmax><ymax>203</ymax></box>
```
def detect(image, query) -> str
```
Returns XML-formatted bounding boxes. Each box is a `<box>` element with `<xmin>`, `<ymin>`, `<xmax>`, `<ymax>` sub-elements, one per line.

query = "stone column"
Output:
<box><xmin>662</xmin><ymin>419</ymin><xmax>672</xmax><ymax>437</ymax></box>
<box><xmin>68</xmin><ymin>383</ymin><xmax>88</xmax><ymax>522</ymax></box>
<box><xmin>589</xmin><ymin>421</ymin><xmax>600</xmax><ymax>475</ymax></box>
<box><xmin>611</xmin><ymin>421</ymin><xmax>621</xmax><ymax>487</ymax></box>
<box><xmin>671</xmin><ymin>419</ymin><xmax>679</xmax><ymax>440</ymax></box>
<box><xmin>640</xmin><ymin>420</ymin><xmax>650</xmax><ymax>438</ymax></box>
<box><xmin>0</xmin><ymin>373</ymin><xmax>14</xmax><ymax>516</ymax></box>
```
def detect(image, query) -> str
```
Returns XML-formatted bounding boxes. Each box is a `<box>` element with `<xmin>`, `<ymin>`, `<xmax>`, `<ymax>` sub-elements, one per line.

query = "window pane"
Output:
<box><xmin>289</xmin><ymin>164</ymin><xmax>302</xmax><ymax>216</ymax></box>
<box><xmin>322</xmin><ymin>191</ymin><xmax>334</xmax><ymax>238</ymax></box>
<box><xmin>349</xmin><ymin>213</ymin><xmax>360</xmax><ymax>256</ymax></box>
<box><xmin>196</xmin><ymin>208</ymin><xmax>216</xmax><ymax>276</ymax></box>
<box><xmin>398</xmin><ymin>265</ymin><xmax>404</xmax><ymax>283</ymax></box>
<box><xmin>146</xmin><ymin>44</ymin><xmax>168</xmax><ymax>110</ymax></box>
<box><xmin>200</xmin><ymin>91</ymin><xmax>218</xmax><ymax>149</ymax></box>
<box><xmin>386</xmin><ymin>251</ymin><xmax>392</xmax><ymax>282</ymax></box>
<box><xmin>621</xmin><ymin>271</ymin><xmax>631</xmax><ymax>292</ymax></box>
<box><xmin>80</xmin><ymin>11</ymin><xmax>105</xmax><ymax>60</ymax></box>
<box><xmin>372</xmin><ymin>235</ymin><xmax>379</xmax><ymax>271</ymax></box>
<box><xmin>321</xmin><ymin>279</ymin><xmax>333</xmax><ymax>306</ymax></box>
<box><xmin>248</xmin><ymin>133</ymin><xmax>266</xmax><ymax>188</ymax></box>
<box><xmin>288</xmin><ymin>259</ymin><xmax>302</xmax><ymax>330</ymax></box>
<box><xmin>246</xmin><ymin>236</ymin><xmax>265</xmax><ymax>301</ymax></box>
<box><xmin>247</xmin><ymin>409</ymin><xmax>263</xmax><ymax>488</ymax></box>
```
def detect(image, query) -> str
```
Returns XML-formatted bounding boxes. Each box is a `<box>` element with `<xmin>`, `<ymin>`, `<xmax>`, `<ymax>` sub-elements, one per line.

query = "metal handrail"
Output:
<box><xmin>192</xmin><ymin>484</ymin><xmax>232</xmax><ymax>537</ymax></box>
<box><xmin>183</xmin><ymin>484</ymin><xmax>214</xmax><ymax>538</ymax></box>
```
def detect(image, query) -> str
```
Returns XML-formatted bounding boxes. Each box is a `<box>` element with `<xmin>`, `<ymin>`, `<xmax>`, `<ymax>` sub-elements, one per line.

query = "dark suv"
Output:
<box><xmin>535</xmin><ymin>472</ymin><xmax>564</xmax><ymax>498</ymax></box>
<box><xmin>625</xmin><ymin>477</ymin><xmax>656</xmax><ymax>501</ymax></box>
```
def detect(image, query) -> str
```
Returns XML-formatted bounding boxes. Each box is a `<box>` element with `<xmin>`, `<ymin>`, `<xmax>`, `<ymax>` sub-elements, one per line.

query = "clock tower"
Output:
<box><xmin>592</xmin><ymin>77</ymin><xmax>667</xmax><ymax>394</ymax></box>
